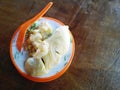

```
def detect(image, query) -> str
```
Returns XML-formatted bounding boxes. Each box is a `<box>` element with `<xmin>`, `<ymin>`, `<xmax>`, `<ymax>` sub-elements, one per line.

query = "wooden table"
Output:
<box><xmin>1</xmin><ymin>0</ymin><xmax>120</xmax><ymax>89</ymax></box>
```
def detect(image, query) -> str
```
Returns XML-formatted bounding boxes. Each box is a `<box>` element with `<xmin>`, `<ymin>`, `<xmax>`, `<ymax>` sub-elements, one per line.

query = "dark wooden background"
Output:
<box><xmin>1</xmin><ymin>0</ymin><xmax>120</xmax><ymax>90</ymax></box>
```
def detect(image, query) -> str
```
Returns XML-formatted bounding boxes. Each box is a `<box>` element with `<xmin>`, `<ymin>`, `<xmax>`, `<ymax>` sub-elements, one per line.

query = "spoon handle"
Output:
<box><xmin>16</xmin><ymin>2</ymin><xmax>53</xmax><ymax>52</ymax></box>
<box><xmin>28</xmin><ymin>2</ymin><xmax>53</xmax><ymax>24</ymax></box>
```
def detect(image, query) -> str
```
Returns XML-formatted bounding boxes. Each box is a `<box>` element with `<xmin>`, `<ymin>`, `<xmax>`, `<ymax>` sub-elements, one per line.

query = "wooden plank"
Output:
<box><xmin>1</xmin><ymin>0</ymin><xmax>120</xmax><ymax>90</ymax></box>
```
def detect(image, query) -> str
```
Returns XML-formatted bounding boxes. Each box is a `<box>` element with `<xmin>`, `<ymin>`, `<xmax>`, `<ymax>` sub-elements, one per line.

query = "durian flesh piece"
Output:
<box><xmin>43</xmin><ymin>26</ymin><xmax>70</xmax><ymax>71</ymax></box>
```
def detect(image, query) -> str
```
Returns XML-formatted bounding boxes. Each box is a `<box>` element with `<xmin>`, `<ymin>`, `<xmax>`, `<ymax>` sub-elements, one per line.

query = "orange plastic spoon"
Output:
<box><xmin>16</xmin><ymin>2</ymin><xmax>53</xmax><ymax>52</ymax></box>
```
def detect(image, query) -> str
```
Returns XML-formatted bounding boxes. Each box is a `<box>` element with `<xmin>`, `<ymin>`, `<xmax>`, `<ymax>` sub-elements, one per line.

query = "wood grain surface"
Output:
<box><xmin>1</xmin><ymin>0</ymin><xmax>120</xmax><ymax>90</ymax></box>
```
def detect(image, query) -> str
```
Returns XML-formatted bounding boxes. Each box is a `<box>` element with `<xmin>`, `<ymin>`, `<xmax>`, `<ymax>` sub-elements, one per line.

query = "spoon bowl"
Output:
<box><xmin>16</xmin><ymin>2</ymin><xmax>53</xmax><ymax>52</ymax></box>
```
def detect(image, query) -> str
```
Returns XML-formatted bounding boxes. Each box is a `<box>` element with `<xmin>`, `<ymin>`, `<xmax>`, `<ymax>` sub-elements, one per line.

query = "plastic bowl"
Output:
<box><xmin>10</xmin><ymin>17</ymin><xmax>75</xmax><ymax>82</ymax></box>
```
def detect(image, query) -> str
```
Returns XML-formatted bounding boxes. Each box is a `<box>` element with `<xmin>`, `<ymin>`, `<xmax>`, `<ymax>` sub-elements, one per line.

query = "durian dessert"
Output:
<box><xmin>24</xmin><ymin>21</ymin><xmax>71</xmax><ymax>76</ymax></box>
